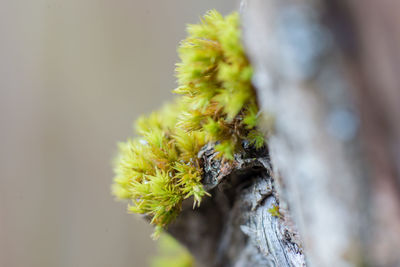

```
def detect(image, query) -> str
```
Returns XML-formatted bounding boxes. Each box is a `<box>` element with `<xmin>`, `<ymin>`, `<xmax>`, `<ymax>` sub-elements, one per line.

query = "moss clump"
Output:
<box><xmin>112</xmin><ymin>10</ymin><xmax>264</xmax><ymax>237</ymax></box>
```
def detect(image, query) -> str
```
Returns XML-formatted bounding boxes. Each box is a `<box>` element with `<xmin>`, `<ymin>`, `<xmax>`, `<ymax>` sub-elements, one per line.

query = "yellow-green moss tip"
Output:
<box><xmin>112</xmin><ymin>10</ymin><xmax>265</xmax><ymax>236</ymax></box>
<box><xmin>151</xmin><ymin>234</ymin><xmax>194</xmax><ymax>267</ymax></box>
<box><xmin>268</xmin><ymin>204</ymin><xmax>281</xmax><ymax>218</ymax></box>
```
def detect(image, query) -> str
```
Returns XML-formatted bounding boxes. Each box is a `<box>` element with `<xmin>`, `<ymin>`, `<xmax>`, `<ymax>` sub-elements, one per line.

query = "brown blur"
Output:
<box><xmin>0</xmin><ymin>1</ymin><xmax>233</xmax><ymax>266</ymax></box>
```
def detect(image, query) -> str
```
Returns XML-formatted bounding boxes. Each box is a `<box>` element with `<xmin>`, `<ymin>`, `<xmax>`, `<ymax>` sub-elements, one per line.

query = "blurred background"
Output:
<box><xmin>0</xmin><ymin>1</ymin><xmax>234</xmax><ymax>266</ymax></box>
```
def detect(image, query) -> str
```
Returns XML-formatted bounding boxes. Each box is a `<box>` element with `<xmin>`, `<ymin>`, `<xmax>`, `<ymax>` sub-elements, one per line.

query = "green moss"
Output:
<box><xmin>112</xmin><ymin>10</ymin><xmax>265</xmax><ymax>238</ymax></box>
<box><xmin>268</xmin><ymin>204</ymin><xmax>281</xmax><ymax>218</ymax></box>
<box><xmin>151</xmin><ymin>234</ymin><xmax>194</xmax><ymax>267</ymax></box>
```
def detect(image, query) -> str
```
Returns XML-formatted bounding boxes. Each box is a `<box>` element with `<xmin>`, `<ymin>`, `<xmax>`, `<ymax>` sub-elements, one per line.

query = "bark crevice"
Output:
<box><xmin>167</xmin><ymin>144</ymin><xmax>305</xmax><ymax>267</ymax></box>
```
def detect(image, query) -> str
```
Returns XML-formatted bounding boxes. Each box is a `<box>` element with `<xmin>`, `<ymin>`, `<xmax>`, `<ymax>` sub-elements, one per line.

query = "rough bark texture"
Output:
<box><xmin>242</xmin><ymin>0</ymin><xmax>400</xmax><ymax>266</ymax></box>
<box><xmin>168</xmin><ymin>144</ymin><xmax>305</xmax><ymax>267</ymax></box>
<box><xmin>166</xmin><ymin>1</ymin><xmax>400</xmax><ymax>266</ymax></box>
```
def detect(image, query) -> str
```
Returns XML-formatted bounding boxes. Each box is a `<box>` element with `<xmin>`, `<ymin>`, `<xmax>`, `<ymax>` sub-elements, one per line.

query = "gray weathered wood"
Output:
<box><xmin>242</xmin><ymin>0</ymin><xmax>400</xmax><ymax>266</ymax></box>
<box><xmin>168</xmin><ymin>144</ymin><xmax>305</xmax><ymax>267</ymax></box>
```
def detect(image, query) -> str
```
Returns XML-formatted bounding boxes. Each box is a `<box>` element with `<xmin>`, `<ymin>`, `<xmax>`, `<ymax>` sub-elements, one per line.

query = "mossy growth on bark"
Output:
<box><xmin>112</xmin><ymin>10</ymin><xmax>264</xmax><ymax>238</ymax></box>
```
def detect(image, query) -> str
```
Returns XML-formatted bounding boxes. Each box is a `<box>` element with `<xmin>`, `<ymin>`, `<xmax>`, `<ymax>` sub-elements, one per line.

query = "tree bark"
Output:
<box><xmin>166</xmin><ymin>1</ymin><xmax>400</xmax><ymax>266</ymax></box>
<box><xmin>168</xmin><ymin>144</ymin><xmax>305</xmax><ymax>267</ymax></box>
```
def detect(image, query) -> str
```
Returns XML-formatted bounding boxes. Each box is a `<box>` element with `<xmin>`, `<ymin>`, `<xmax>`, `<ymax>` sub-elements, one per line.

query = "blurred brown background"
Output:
<box><xmin>0</xmin><ymin>1</ymin><xmax>234</xmax><ymax>266</ymax></box>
